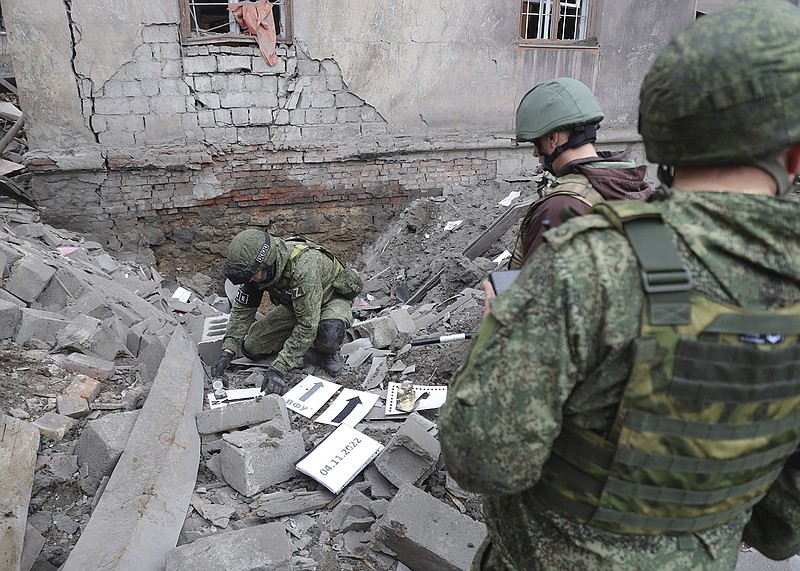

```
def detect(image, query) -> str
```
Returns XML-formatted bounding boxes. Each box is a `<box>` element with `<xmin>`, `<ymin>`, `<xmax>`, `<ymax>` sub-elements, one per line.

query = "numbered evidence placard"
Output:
<box><xmin>282</xmin><ymin>375</ymin><xmax>341</xmax><ymax>418</ymax></box>
<box><xmin>296</xmin><ymin>424</ymin><xmax>384</xmax><ymax>494</ymax></box>
<box><xmin>314</xmin><ymin>388</ymin><xmax>380</xmax><ymax>427</ymax></box>
<box><xmin>385</xmin><ymin>382</ymin><xmax>448</xmax><ymax>415</ymax></box>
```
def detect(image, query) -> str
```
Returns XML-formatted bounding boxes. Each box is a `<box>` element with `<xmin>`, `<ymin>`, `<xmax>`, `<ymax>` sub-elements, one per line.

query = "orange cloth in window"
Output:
<box><xmin>228</xmin><ymin>0</ymin><xmax>278</xmax><ymax>66</ymax></box>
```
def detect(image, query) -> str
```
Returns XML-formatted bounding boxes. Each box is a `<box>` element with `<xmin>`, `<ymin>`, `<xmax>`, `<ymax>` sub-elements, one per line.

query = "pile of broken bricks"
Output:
<box><xmin>1</xmin><ymin>207</ymin><xmax>489</xmax><ymax>570</ymax></box>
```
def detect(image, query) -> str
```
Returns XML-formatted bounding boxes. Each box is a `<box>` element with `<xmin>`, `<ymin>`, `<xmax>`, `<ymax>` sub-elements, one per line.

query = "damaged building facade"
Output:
<box><xmin>2</xmin><ymin>0</ymin><xmax>700</xmax><ymax>271</ymax></box>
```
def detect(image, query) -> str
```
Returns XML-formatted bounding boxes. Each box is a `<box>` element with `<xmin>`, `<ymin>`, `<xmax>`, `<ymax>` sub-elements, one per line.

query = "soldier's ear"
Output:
<box><xmin>786</xmin><ymin>144</ymin><xmax>800</xmax><ymax>179</ymax></box>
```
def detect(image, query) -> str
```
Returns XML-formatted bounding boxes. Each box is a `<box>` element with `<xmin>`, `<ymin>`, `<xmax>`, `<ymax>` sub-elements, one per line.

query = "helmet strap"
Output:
<box><xmin>538</xmin><ymin>124</ymin><xmax>599</xmax><ymax>174</ymax></box>
<box><xmin>752</xmin><ymin>157</ymin><xmax>792</xmax><ymax>196</ymax></box>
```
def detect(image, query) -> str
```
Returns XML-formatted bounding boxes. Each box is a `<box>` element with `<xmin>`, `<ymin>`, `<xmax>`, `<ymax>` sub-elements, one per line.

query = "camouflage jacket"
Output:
<box><xmin>440</xmin><ymin>190</ymin><xmax>800</xmax><ymax>570</ymax></box>
<box><xmin>222</xmin><ymin>236</ymin><xmax>356</xmax><ymax>372</ymax></box>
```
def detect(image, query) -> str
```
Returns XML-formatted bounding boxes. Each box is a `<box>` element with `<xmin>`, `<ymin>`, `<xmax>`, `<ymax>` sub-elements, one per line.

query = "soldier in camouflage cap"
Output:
<box><xmin>211</xmin><ymin>229</ymin><xmax>363</xmax><ymax>394</ymax></box>
<box><xmin>440</xmin><ymin>1</ymin><xmax>800</xmax><ymax>569</ymax></box>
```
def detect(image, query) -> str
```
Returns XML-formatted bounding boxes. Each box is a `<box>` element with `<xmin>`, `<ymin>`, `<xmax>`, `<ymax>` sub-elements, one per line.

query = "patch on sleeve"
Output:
<box><xmin>236</xmin><ymin>282</ymin><xmax>263</xmax><ymax>307</ymax></box>
<box><xmin>291</xmin><ymin>284</ymin><xmax>306</xmax><ymax>299</ymax></box>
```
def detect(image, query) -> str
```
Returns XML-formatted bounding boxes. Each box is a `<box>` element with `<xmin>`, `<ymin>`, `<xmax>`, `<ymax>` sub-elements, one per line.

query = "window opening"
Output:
<box><xmin>520</xmin><ymin>0</ymin><xmax>591</xmax><ymax>41</ymax></box>
<box><xmin>186</xmin><ymin>0</ymin><xmax>288</xmax><ymax>41</ymax></box>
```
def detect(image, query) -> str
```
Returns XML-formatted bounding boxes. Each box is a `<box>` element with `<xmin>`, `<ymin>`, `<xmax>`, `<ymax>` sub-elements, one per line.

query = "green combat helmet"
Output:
<box><xmin>638</xmin><ymin>0</ymin><xmax>800</xmax><ymax>193</ymax></box>
<box><xmin>515</xmin><ymin>77</ymin><xmax>604</xmax><ymax>172</ymax></box>
<box><xmin>223</xmin><ymin>229</ymin><xmax>277</xmax><ymax>284</ymax></box>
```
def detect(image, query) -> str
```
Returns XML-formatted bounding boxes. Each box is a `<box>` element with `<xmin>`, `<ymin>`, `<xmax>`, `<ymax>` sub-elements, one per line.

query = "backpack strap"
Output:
<box><xmin>591</xmin><ymin>201</ymin><xmax>692</xmax><ymax>325</ymax></box>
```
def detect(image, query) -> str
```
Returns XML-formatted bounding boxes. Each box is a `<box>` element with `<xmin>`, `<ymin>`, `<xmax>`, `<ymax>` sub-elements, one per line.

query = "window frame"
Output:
<box><xmin>179</xmin><ymin>0</ymin><xmax>293</xmax><ymax>46</ymax></box>
<box><xmin>519</xmin><ymin>0</ymin><xmax>597</xmax><ymax>48</ymax></box>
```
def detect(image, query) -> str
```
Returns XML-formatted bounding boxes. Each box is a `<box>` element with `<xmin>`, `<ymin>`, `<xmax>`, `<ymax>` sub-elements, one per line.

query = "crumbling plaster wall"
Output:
<box><xmin>3</xmin><ymin>0</ymin><xmax>696</xmax><ymax>276</ymax></box>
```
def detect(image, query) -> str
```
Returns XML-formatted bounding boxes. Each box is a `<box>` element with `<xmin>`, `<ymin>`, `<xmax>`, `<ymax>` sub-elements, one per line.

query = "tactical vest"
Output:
<box><xmin>268</xmin><ymin>237</ymin><xmax>361</xmax><ymax>306</ymax></box>
<box><xmin>535</xmin><ymin>200</ymin><xmax>800</xmax><ymax>535</ymax></box>
<box><xmin>509</xmin><ymin>173</ymin><xmax>604</xmax><ymax>270</ymax></box>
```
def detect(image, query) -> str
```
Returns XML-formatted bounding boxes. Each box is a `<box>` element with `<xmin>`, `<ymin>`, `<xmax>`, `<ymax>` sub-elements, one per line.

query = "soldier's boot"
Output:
<box><xmin>318</xmin><ymin>351</ymin><xmax>343</xmax><ymax>377</ymax></box>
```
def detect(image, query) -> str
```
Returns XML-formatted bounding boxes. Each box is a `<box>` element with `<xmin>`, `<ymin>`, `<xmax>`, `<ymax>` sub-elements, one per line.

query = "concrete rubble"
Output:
<box><xmin>0</xmin><ymin>196</ymin><xmax>500</xmax><ymax>571</ymax></box>
<box><xmin>2</xmin><ymin>166</ymin><xmax>790</xmax><ymax>571</ymax></box>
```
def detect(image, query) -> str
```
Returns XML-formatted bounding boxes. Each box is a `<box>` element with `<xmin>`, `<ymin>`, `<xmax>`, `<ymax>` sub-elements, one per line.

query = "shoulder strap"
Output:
<box><xmin>591</xmin><ymin>201</ymin><xmax>692</xmax><ymax>325</ymax></box>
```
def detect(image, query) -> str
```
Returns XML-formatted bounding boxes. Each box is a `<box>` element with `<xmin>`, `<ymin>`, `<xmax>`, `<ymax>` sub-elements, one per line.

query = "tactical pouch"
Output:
<box><xmin>332</xmin><ymin>266</ymin><xmax>363</xmax><ymax>300</ymax></box>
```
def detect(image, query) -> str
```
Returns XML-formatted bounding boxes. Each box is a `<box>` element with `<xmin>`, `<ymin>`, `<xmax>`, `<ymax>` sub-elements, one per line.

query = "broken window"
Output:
<box><xmin>520</xmin><ymin>0</ymin><xmax>594</xmax><ymax>42</ymax></box>
<box><xmin>180</xmin><ymin>0</ymin><xmax>291</xmax><ymax>43</ymax></box>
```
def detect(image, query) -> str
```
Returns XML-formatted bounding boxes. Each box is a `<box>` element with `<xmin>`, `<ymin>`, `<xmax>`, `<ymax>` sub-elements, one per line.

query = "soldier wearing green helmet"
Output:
<box><xmin>441</xmin><ymin>1</ymin><xmax>800</xmax><ymax>569</ymax></box>
<box><xmin>210</xmin><ymin>229</ymin><xmax>363</xmax><ymax>394</ymax></box>
<box><xmin>507</xmin><ymin>77</ymin><xmax>652</xmax><ymax>270</ymax></box>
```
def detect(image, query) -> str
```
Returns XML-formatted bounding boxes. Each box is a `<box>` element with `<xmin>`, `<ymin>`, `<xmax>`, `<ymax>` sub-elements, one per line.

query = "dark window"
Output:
<box><xmin>181</xmin><ymin>0</ymin><xmax>291</xmax><ymax>43</ymax></box>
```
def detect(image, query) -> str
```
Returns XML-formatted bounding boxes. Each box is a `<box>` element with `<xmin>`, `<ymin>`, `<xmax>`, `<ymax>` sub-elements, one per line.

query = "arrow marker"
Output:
<box><xmin>300</xmin><ymin>381</ymin><xmax>324</xmax><ymax>402</ymax></box>
<box><xmin>332</xmin><ymin>397</ymin><xmax>362</xmax><ymax>424</ymax></box>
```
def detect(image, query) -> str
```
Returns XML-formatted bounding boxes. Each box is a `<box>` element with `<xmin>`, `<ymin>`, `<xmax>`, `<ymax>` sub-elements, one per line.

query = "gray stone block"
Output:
<box><xmin>16</xmin><ymin>308</ymin><xmax>69</xmax><ymax>346</ymax></box>
<box><xmin>166</xmin><ymin>522</ymin><xmax>293</xmax><ymax>571</ymax></box>
<box><xmin>328</xmin><ymin>487</ymin><xmax>374</xmax><ymax>533</ymax></box>
<box><xmin>220</xmin><ymin>419</ymin><xmax>305</xmax><ymax>496</ymax></box>
<box><xmin>0</xmin><ymin>299</ymin><xmax>21</xmax><ymax>340</ymax></box>
<box><xmin>197</xmin><ymin>314</ymin><xmax>228</xmax><ymax>366</ymax></box>
<box><xmin>372</xmin><ymin>484</ymin><xmax>486</xmax><ymax>571</ymax></box>
<box><xmin>352</xmin><ymin>315</ymin><xmax>399</xmax><ymax>349</ymax></box>
<box><xmin>33</xmin><ymin>269</ymin><xmax>85</xmax><ymax>312</ymax></box>
<box><xmin>55</xmin><ymin>314</ymin><xmax>129</xmax><ymax>361</ymax></box>
<box><xmin>5</xmin><ymin>255</ymin><xmax>56</xmax><ymax>303</ymax></box>
<box><xmin>375</xmin><ymin>413</ymin><xmax>441</xmax><ymax>488</ymax></box>
<box><xmin>75</xmin><ymin>411</ymin><xmax>140</xmax><ymax>494</ymax></box>
<box><xmin>33</xmin><ymin>412</ymin><xmax>76</xmax><ymax>442</ymax></box>
<box><xmin>61</xmin><ymin>352</ymin><xmax>115</xmax><ymax>381</ymax></box>
<box><xmin>196</xmin><ymin>394</ymin><xmax>288</xmax><ymax>435</ymax></box>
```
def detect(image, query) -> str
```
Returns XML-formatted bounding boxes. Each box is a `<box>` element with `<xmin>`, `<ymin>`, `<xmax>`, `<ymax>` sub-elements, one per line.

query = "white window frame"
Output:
<box><xmin>520</xmin><ymin>0</ymin><xmax>595</xmax><ymax>44</ymax></box>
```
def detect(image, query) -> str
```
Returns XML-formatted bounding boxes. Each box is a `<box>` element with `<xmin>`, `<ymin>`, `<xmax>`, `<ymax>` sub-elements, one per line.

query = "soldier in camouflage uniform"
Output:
<box><xmin>440</xmin><ymin>1</ymin><xmax>800</xmax><ymax>569</ymax></box>
<box><xmin>210</xmin><ymin>229</ymin><xmax>363</xmax><ymax>394</ymax></box>
<box><xmin>508</xmin><ymin>77</ymin><xmax>652</xmax><ymax>270</ymax></box>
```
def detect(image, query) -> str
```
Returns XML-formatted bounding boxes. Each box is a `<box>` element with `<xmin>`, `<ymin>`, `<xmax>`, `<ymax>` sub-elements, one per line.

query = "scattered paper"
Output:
<box><xmin>498</xmin><ymin>191</ymin><xmax>521</xmax><ymax>207</ymax></box>
<box><xmin>282</xmin><ymin>375</ymin><xmax>341</xmax><ymax>418</ymax></box>
<box><xmin>492</xmin><ymin>250</ymin><xmax>512</xmax><ymax>265</ymax></box>
<box><xmin>385</xmin><ymin>382</ymin><xmax>448</xmax><ymax>415</ymax></box>
<box><xmin>315</xmin><ymin>388</ymin><xmax>380</xmax><ymax>427</ymax></box>
<box><xmin>171</xmin><ymin>286</ymin><xmax>192</xmax><ymax>302</ymax></box>
<box><xmin>296</xmin><ymin>424</ymin><xmax>384</xmax><ymax>494</ymax></box>
<box><xmin>57</xmin><ymin>246</ymin><xmax>78</xmax><ymax>256</ymax></box>
<box><xmin>444</xmin><ymin>220</ymin><xmax>463</xmax><ymax>231</ymax></box>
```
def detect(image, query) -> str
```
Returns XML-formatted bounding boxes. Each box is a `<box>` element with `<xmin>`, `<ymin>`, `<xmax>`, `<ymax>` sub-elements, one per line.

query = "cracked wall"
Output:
<box><xmin>2</xmin><ymin>0</ymin><xmax>696</xmax><ymax>272</ymax></box>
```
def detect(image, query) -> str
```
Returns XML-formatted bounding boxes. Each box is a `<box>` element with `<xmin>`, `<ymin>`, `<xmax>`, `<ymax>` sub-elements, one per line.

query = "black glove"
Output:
<box><xmin>260</xmin><ymin>367</ymin><xmax>286</xmax><ymax>395</ymax></box>
<box><xmin>211</xmin><ymin>351</ymin><xmax>234</xmax><ymax>377</ymax></box>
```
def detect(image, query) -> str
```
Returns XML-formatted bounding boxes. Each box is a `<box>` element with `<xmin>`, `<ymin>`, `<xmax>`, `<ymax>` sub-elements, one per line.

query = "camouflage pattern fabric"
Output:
<box><xmin>639</xmin><ymin>0</ymin><xmax>800</xmax><ymax>167</ymax></box>
<box><xmin>508</xmin><ymin>173</ymin><xmax>603</xmax><ymax>270</ymax></box>
<box><xmin>439</xmin><ymin>190</ymin><xmax>800</xmax><ymax>570</ymax></box>
<box><xmin>222</xmin><ymin>235</ymin><xmax>361</xmax><ymax>373</ymax></box>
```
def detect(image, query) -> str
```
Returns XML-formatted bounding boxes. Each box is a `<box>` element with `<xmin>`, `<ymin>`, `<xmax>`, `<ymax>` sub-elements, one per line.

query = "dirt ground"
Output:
<box><xmin>0</xmin><ymin>174</ymin><xmax>532</xmax><ymax>570</ymax></box>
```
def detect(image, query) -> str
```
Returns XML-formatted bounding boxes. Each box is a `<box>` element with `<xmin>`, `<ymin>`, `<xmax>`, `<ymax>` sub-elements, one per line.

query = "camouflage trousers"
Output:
<box><xmin>240</xmin><ymin>295</ymin><xmax>353</xmax><ymax>361</ymax></box>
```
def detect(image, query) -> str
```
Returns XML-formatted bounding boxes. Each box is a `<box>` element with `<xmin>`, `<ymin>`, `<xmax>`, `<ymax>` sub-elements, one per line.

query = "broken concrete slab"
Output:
<box><xmin>362</xmin><ymin>355</ymin><xmax>388</xmax><ymax>389</ymax></box>
<box><xmin>56</xmin><ymin>394</ymin><xmax>90</xmax><ymax>418</ymax></box>
<box><xmin>0</xmin><ymin>298</ymin><xmax>21</xmax><ymax>340</ymax></box>
<box><xmin>196</xmin><ymin>394</ymin><xmax>289</xmax><ymax>435</ymax></box>
<box><xmin>60</xmin><ymin>352</ymin><xmax>115</xmax><ymax>380</ymax></box>
<box><xmin>165</xmin><ymin>521</ymin><xmax>294</xmax><ymax>571</ymax></box>
<box><xmin>4</xmin><ymin>254</ymin><xmax>56</xmax><ymax>303</ymax></box>
<box><xmin>328</xmin><ymin>487</ymin><xmax>374</xmax><ymax>533</ymax></box>
<box><xmin>254</xmin><ymin>490</ymin><xmax>335</xmax><ymax>519</ymax></box>
<box><xmin>32</xmin><ymin>411</ymin><xmax>76</xmax><ymax>441</ymax></box>
<box><xmin>372</xmin><ymin>484</ymin><xmax>486</xmax><ymax>571</ymax></box>
<box><xmin>352</xmin><ymin>315</ymin><xmax>399</xmax><ymax>349</ymax></box>
<box><xmin>375</xmin><ymin>413</ymin><xmax>441</xmax><ymax>488</ymax></box>
<box><xmin>0</xmin><ymin>417</ymin><xmax>40</xmax><ymax>571</ymax></box>
<box><xmin>63</xmin><ymin>326</ymin><xmax>204</xmax><ymax>571</ymax></box>
<box><xmin>55</xmin><ymin>313</ymin><xmax>129</xmax><ymax>361</ymax></box>
<box><xmin>16</xmin><ymin>308</ymin><xmax>69</xmax><ymax>346</ymax></box>
<box><xmin>20</xmin><ymin>524</ymin><xmax>46</xmax><ymax>571</ymax></box>
<box><xmin>220</xmin><ymin>418</ymin><xmax>305</xmax><ymax>497</ymax></box>
<box><xmin>74</xmin><ymin>410</ymin><xmax>140</xmax><ymax>494</ymax></box>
